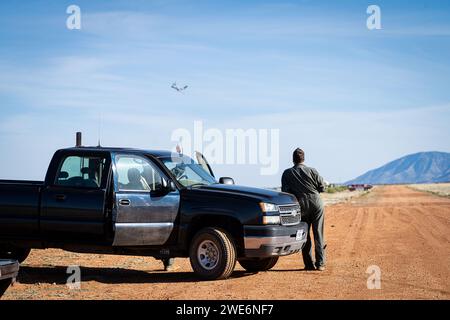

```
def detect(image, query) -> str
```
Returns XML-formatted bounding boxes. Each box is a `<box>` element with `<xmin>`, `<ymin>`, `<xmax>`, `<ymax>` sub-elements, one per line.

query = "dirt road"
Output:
<box><xmin>3</xmin><ymin>185</ymin><xmax>450</xmax><ymax>300</ymax></box>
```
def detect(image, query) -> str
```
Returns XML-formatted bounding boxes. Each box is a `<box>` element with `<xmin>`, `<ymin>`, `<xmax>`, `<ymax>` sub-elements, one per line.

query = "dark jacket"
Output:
<box><xmin>281</xmin><ymin>164</ymin><xmax>326</xmax><ymax>199</ymax></box>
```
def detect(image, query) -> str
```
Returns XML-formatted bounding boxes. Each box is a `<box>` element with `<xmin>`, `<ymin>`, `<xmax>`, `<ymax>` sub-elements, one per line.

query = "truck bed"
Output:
<box><xmin>0</xmin><ymin>181</ymin><xmax>43</xmax><ymax>237</ymax></box>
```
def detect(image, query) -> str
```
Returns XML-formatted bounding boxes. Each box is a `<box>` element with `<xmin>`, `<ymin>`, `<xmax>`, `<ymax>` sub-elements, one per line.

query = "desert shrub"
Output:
<box><xmin>326</xmin><ymin>185</ymin><xmax>348</xmax><ymax>193</ymax></box>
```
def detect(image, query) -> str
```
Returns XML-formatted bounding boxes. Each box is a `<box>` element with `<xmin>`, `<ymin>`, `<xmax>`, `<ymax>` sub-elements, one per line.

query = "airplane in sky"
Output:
<box><xmin>171</xmin><ymin>82</ymin><xmax>188</xmax><ymax>93</ymax></box>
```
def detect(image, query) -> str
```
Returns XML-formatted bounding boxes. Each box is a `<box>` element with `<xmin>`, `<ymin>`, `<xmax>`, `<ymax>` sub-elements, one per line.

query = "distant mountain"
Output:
<box><xmin>346</xmin><ymin>152</ymin><xmax>450</xmax><ymax>185</ymax></box>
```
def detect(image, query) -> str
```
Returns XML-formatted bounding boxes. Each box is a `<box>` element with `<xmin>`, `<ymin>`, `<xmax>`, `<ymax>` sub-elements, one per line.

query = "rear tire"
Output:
<box><xmin>189</xmin><ymin>227</ymin><xmax>237</xmax><ymax>280</ymax></box>
<box><xmin>0</xmin><ymin>248</ymin><xmax>31</xmax><ymax>263</ymax></box>
<box><xmin>238</xmin><ymin>257</ymin><xmax>279</xmax><ymax>272</ymax></box>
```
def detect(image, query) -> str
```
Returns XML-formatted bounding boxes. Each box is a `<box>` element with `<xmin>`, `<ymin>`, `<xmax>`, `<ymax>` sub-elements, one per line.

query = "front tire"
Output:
<box><xmin>0</xmin><ymin>248</ymin><xmax>31</xmax><ymax>263</ymax></box>
<box><xmin>189</xmin><ymin>227</ymin><xmax>237</xmax><ymax>280</ymax></box>
<box><xmin>238</xmin><ymin>257</ymin><xmax>279</xmax><ymax>272</ymax></box>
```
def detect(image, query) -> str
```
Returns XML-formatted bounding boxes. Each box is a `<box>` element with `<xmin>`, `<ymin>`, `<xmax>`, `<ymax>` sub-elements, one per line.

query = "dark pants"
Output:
<box><xmin>298</xmin><ymin>194</ymin><xmax>326</xmax><ymax>268</ymax></box>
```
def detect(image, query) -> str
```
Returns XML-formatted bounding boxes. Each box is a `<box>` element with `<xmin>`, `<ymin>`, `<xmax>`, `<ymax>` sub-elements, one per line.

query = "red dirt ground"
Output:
<box><xmin>2</xmin><ymin>185</ymin><xmax>449</xmax><ymax>300</ymax></box>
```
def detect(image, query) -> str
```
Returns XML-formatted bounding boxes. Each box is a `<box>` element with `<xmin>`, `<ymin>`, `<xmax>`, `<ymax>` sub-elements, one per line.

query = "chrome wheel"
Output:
<box><xmin>189</xmin><ymin>228</ymin><xmax>237</xmax><ymax>280</ymax></box>
<box><xmin>197</xmin><ymin>240</ymin><xmax>220</xmax><ymax>270</ymax></box>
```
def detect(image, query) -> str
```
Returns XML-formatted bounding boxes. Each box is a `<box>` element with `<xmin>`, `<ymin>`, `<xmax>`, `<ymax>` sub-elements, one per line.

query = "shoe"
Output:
<box><xmin>304</xmin><ymin>265</ymin><xmax>316</xmax><ymax>271</ymax></box>
<box><xmin>165</xmin><ymin>265</ymin><xmax>180</xmax><ymax>272</ymax></box>
<box><xmin>316</xmin><ymin>266</ymin><xmax>326</xmax><ymax>271</ymax></box>
<box><xmin>164</xmin><ymin>265</ymin><xmax>173</xmax><ymax>271</ymax></box>
<box><xmin>163</xmin><ymin>258</ymin><xmax>175</xmax><ymax>271</ymax></box>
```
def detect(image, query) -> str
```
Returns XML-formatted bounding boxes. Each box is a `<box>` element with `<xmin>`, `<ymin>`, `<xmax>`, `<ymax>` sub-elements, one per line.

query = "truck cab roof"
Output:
<box><xmin>60</xmin><ymin>147</ymin><xmax>175</xmax><ymax>159</ymax></box>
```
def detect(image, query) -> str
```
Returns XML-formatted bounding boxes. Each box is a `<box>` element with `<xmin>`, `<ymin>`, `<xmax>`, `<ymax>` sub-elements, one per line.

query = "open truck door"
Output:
<box><xmin>195</xmin><ymin>151</ymin><xmax>215</xmax><ymax>178</ymax></box>
<box><xmin>112</xmin><ymin>154</ymin><xmax>179</xmax><ymax>246</ymax></box>
<box><xmin>195</xmin><ymin>151</ymin><xmax>234</xmax><ymax>185</ymax></box>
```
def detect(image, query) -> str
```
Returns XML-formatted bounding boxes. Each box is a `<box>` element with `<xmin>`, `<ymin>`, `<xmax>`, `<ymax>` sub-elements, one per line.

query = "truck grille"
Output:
<box><xmin>278</xmin><ymin>204</ymin><xmax>301</xmax><ymax>226</ymax></box>
<box><xmin>280</xmin><ymin>215</ymin><xmax>301</xmax><ymax>226</ymax></box>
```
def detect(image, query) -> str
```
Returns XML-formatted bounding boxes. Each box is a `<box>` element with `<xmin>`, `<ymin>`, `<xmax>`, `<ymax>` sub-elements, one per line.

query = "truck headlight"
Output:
<box><xmin>262</xmin><ymin>215</ymin><xmax>281</xmax><ymax>225</ymax></box>
<box><xmin>260</xmin><ymin>202</ymin><xmax>280</xmax><ymax>225</ymax></box>
<box><xmin>259</xmin><ymin>202</ymin><xmax>278</xmax><ymax>213</ymax></box>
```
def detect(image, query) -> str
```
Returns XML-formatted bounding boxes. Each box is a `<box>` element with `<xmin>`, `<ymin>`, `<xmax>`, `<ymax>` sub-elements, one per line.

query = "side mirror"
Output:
<box><xmin>219</xmin><ymin>177</ymin><xmax>235</xmax><ymax>185</ymax></box>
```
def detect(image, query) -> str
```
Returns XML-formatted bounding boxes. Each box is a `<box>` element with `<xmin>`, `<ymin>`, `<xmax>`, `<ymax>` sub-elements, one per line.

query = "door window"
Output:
<box><xmin>55</xmin><ymin>156</ymin><xmax>106</xmax><ymax>188</ymax></box>
<box><xmin>115</xmin><ymin>155</ymin><xmax>164</xmax><ymax>192</ymax></box>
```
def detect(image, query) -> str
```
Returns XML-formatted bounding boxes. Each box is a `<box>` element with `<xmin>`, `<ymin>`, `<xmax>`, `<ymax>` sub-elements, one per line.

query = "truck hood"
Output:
<box><xmin>187</xmin><ymin>183</ymin><xmax>298</xmax><ymax>205</ymax></box>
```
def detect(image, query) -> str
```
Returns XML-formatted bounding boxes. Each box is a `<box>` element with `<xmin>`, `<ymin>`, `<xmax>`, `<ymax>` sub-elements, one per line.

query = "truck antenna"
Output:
<box><xmin>97</xmin><ymin>113</ymin><xmax>102</xmax><ymax>147</ymax></box>
<box><xmin>76</xmin><ymin>132</ymin><xmax>82</xmax><ymax>147</ymax></box>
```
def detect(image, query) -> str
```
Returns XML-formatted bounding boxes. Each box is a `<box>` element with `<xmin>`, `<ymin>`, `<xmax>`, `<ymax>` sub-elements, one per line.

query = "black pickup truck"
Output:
<box><xmin>0</xmin><ymin>147</ymin><xmax>307</xmax><ymax>280</ymax></box>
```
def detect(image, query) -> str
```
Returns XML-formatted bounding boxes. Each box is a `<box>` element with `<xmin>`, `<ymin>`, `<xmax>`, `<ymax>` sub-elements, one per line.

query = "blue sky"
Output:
<box><xmin>0</xmin><ymin>0</ymin><xmax>449</xmax><ymax>186</ymax></box>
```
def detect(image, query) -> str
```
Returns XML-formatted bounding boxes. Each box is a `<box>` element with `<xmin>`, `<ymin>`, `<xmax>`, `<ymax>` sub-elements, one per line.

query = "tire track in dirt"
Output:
<box><xmin>338</xmin><ymin>208</ymin><xmax>365</xmax><ymax>259</ymax></box>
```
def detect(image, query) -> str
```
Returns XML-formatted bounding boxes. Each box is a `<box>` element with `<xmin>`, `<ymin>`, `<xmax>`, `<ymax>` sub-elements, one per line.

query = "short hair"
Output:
<box><xmin>293</xmin><ymin>148</ymin><xmax>305</xmax><ymax>164</ymax></box>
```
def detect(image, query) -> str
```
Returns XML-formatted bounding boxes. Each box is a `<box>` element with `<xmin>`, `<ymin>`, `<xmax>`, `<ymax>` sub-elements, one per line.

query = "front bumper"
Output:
<box><xmin>243</xmin><ymin>222</ymin><xmax>308</xmax><ymax>258</ymax></box>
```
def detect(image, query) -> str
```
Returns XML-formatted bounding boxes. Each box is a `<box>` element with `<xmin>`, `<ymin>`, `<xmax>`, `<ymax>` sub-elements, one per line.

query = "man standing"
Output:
<box><xmin>281</xmin><ymin>148</ymin><xmax>327</xmax><ymax>271</ymax></box>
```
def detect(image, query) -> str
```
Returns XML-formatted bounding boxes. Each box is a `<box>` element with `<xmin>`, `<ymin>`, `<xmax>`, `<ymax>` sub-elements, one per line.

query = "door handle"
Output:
<box><xmin>119</xmin><ymin>199</ymin><xmax>131</xmax><ymax>206</ymax></box>
<box><xmin>55</xmin><ymin>194</ymin><xmax>66</xmax><ymax>201</ymax></box>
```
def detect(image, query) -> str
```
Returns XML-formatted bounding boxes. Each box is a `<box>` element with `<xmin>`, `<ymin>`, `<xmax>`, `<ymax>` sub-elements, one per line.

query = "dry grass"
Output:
<box><xmin>408</xmin><ymin>183</ymin><xmax>450</xmax><ymax>197</ymax></box>
<box><xmin>272</xmin><ymin>186</ymin><xmax>370</xmax><ymax>206</ymax></box>
<box><xmin>321</xmin><ymin>189</ymin><xmax>369</xmax><ymax>206</ymax></box>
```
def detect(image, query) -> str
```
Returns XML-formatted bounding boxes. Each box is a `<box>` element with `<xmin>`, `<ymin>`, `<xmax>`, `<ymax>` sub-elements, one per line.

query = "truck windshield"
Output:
<box><xmin>161</xmin><ymin>156</ymin><xmax>216</xmax><ymax>187</ymax></box>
